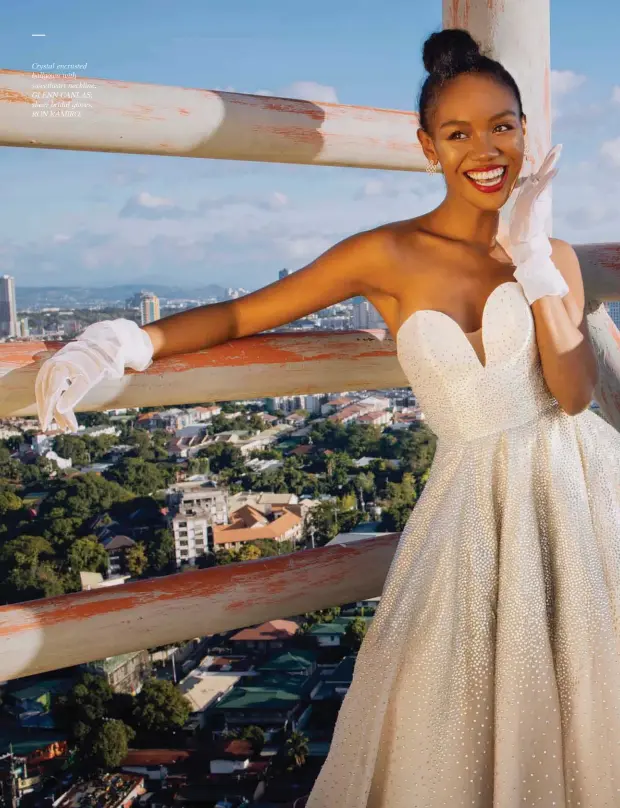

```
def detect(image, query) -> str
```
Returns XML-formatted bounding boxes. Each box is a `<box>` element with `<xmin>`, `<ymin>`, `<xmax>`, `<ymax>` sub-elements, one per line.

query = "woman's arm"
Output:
<box><xmin>144</xmin><ymin>229</ymin><xmax>388</xmax><ymax>359</ymax></box>
<box><xmin>533</xmin><ymin>239</ymin><xmax>599</xmax><ymax>415</ymax></box>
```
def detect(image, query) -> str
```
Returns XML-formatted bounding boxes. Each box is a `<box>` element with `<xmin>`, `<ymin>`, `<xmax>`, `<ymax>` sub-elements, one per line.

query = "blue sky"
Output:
<box><xmin>1</xmin><ymin>0</ymin><xmax>619</xmax><ymax>290</ymax></box>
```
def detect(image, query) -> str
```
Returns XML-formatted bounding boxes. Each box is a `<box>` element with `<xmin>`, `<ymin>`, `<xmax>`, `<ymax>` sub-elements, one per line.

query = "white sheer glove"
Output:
<box><xmin>508</xmin><ymin>144</ymin><xmax>569</xmax><ymax>305</ymax></box>
<box><xmin>35</xmin><ymin>319</ymin><xmax>153</xmax><ymax>433</ymax></box>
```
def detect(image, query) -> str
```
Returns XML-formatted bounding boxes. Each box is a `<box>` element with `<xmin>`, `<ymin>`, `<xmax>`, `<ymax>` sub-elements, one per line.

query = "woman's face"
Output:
<box><xmin>418</xmin><ymin>72</ymin><xmax>526</xmax><ymax>211</ymax></box>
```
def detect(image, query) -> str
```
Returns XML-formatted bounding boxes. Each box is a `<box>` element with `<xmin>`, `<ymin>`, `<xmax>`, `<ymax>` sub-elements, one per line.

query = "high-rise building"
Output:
<box><xmin>139</xmin><ymin>292</ymin><xmax>160</xmax><ymax>325</ymax></box>
<box><xmin>17</xmin><ymin>317</ymin><xmax>29</xmax><ymax>338</ymax></box>
<box><xmin>279</xmin><ymin>268</ymin><xmax>291</xmax><ymax>280</ymax></box>
<box><xmin>352</xmin><ymin>299</ymin><xmax>386</xmax><ymax>330</ymax></box>
<box><xmin>0</xmin><ymin>275</ymin><xmax>17</xmax><ymax>338</ymax></box>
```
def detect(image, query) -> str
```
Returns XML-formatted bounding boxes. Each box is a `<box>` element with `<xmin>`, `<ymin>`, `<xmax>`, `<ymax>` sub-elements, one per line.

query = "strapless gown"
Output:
<box><xmin>306</xmin><ymin>281</ymin><xmax>620</xmax><ymax>807</ymax></box>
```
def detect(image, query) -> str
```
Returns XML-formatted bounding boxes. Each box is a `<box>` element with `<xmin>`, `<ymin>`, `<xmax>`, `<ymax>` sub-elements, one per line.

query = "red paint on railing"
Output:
<box><xmin>0</xmin><ymin>536</ymin><xmax>398</xmax><ymax>637</ymax></box>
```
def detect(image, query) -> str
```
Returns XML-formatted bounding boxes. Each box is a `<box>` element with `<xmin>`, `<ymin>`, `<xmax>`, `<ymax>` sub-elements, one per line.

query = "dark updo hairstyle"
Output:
<box><xmin>418</xmin><ymin>28</ymin><xmax>524</xmax><ymax>133</ymax></box>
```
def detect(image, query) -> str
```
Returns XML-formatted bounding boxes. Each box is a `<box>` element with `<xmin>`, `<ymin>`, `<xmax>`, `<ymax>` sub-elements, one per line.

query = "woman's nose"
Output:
<box><xmin>471</xmin><ymin>134</ymin><xmax>500</xmax><ymax>160</ymax></box>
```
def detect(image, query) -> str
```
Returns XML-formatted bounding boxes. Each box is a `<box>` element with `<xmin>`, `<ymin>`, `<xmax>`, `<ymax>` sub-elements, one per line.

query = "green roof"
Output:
<box><xmin>308</xmin><ymin>616</ymin><xmax>373</xmax><ymax>636</ymax></box>
<box><xmin>246</xmin><ymin>672</ymin><xmax>307</xmax><ymax>693</ymax></box>
<box><xmin>9</xmin><ymin>678</ymin><xmax>73</xmax><ymax>703</ymax></box>
<box><xmin>308</xmin><ymin>622</ymin><xmax>346</xmax><ymax>636</ymax></box>
<box><xmin>257</xmin><ymin>650</ymin><xmax>316</xmax><ymax>672</ymax></box>
<box><xmin>215</xmin><ymin>686</ymin><xmax>300</xmax><ymax>711</ymax></box>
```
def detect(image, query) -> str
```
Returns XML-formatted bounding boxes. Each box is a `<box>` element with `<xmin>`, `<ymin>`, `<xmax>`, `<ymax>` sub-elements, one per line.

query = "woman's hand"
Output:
<box><xmin>509</xmin><ymin>144</ymin><xmax>562</xmax><ymax>261</ymax></box>
<box><xmin>508</xmin><ymin>145</ymin><xmax>569</xmax><ymax>305</ymax></box>
<box><xmin>35</xmin><ymin>319</ymin><xmax>153</xmax><ymax>432</ymax></box>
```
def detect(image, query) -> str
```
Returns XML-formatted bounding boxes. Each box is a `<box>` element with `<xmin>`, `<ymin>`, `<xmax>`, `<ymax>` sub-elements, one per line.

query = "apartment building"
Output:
<box><xmin>166</xmin><ymin>484</ymin><xmax>229</xmax><ymax>567</ymax></box>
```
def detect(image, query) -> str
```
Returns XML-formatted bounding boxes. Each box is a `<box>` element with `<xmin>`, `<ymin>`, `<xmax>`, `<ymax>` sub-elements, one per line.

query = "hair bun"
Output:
<box><xmin>422</xmin><ymin>28</ymin><xmax>482</xmax><ymax>75</ymax></box>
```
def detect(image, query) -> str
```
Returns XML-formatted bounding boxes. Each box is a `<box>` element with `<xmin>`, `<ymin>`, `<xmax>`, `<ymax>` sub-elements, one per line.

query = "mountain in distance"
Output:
<box><xmin>16</xmin><ymin>283</ymin><xmax>229</xmax><ymax>308</ymax></box>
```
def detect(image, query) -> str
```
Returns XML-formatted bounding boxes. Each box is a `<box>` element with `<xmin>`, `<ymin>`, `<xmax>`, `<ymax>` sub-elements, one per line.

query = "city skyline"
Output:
<box><xmin>1</xmin><ymin>0</ymin><xmax>619</xmax><ymax>289</ymax></box>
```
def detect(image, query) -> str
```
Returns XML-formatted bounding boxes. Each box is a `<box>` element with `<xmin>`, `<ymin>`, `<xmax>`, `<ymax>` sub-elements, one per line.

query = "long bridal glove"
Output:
<box><xmin>35</xmin><ymin>319</ymin><xmax>154</xmax><ymax>433</ymax></box>
<box><xmin>508</xmin><ymin>144</ymin><xmax>569</xmax><ymax>305</ymax></box>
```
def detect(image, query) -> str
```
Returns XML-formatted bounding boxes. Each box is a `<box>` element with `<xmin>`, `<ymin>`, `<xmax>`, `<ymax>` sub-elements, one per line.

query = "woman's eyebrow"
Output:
<box><xmin>439</xmin><ymin>109</ymin><xmax>517</xmax><ymax>129</ymax></box>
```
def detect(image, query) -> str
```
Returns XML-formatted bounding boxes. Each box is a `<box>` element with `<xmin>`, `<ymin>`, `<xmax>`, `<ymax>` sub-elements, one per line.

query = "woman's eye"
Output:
<box><xmin>448</xmin><ymin>131</ymin><xmax>466</xmax><ymax>140</ymax></box>
<box><xmin>494</xmin><ymin>124</ymin><xmax>513</xmax><ymax>133</ymax></box>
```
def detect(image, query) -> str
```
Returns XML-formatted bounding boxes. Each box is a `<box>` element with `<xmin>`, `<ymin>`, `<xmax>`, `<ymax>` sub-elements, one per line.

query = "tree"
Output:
<box><xmin>68</xmin><ymin>536</ymin><xmax>108</xmax><ymax>575</ymax></box>
<box><xmin>89</xmin><ymin>719</ymin><xmax>133</xmax><ymax>771</ymax></box>
<box><xmin>285</xmin><ymin>731</ymin><xmax>310</xmax><ymax>770</ymax></box>
<box><xmin>77</xmin><ymin>411</ymin><xmax>112</xmax><ymax>428</ymax></box>
<box><xmin>146</xmin><ymin>528</ymin><xmax>175</xmax><ymax>575</ymax></box>
<box><xmin>379</xmin><ymin>473</ymin><xmax>418</xmax><ymax>532</ymax></box>
<box><xmin>236</xmin><ymin>543</ymin><xmax>262</xmax><ymax>562</ymax></box>
<box><xmin>0</xmin><ymin>488</ymin><xmax>23</xmax><ymax>517</ymax></box>
<box><xmin>303</xmin><ymin>501</ymin><xmax>340</xmax><ymax>547</ymax></box>
<box><xmin>105</xmin><ymin>457</ymin><xmax>173</xmax><ymax>497</ymax></box>
<box><xmin>344</xmin><ymin>617</ymin><xmax>367</xmax><ymax>651</ymax></box>
<box><xmin>197</xmin><ymin>443</ymin><xmax>245</xmax><ymax>475</ymax></box>
<box><xmin>53</xmin><ymin>435</ymin><xmax>90</xmax><ymax>467</ymax></box>
<box><xmin>126</xmin><ymin>542</ymin><xmax>148</xmax><ymax>577</ymax></box>
<box><xmin>131</xmin><ymin>679</ymin><xmax>191</xmax><ymax>738</ymax></box>
<box><xmin>58</xmin><ymin>673</ymin><xmax>114</xmax><ymax>737</ymax></box>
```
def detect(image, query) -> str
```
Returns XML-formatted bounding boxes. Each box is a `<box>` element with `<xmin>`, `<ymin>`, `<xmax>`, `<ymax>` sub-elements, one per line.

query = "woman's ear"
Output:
<box><xmin>417</xmin><ymin>127</ymin><xmax>437</xmax><ymax>164</ymax></box>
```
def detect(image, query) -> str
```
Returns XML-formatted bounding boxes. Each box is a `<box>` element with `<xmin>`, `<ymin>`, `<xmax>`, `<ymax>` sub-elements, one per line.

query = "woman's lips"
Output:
<box><xmin>464</xmin><ymin>166</ymin><xmax>508</xmax><ymax>194</ymax></box>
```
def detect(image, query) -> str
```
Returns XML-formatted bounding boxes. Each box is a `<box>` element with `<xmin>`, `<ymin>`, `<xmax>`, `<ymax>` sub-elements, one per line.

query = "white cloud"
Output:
<box><xmin>551</xmin><ymin>70</ymin><xmax>586</xmax><ymax>96</ymax></box>
<box><xmin>281</xmin><ymin>81</ymin><xmax>339</xmax><ymax>104</ymax></box>
<box><xmin>600</xmin><ymin>137</ymin><xmax>620</xmax><ymax>167</ymax></box>
<box><xmin>612</xmin><ymin>86</ymin><xmax>620</xmax><ymax>104</ymax></box>
<box><xmin>136</xmin><ymin>191</ymin><xmax>173</xmax><ymax>209</ymax></box>
<box><xmin>52</xmin><ymin>234</ymin><xmax>71</xmax><ymax>243</ymax></box>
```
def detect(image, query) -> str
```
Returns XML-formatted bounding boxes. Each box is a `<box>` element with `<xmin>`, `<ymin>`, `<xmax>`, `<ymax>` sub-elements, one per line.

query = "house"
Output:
<box><xmin>120</xmin><ymin>749</ymin><xmax>190</xmax><ymax>781</ymax></box>
<box><xmin>212</xmin><ymin>682</ymin><xmax>304</xmax><ymax>741</ymax></box>
<box><xmin>307</xmin><ymin>616</ymin><xmax>373</xmax><ymax>648</ymax></box>
<box><xmin>212</xmin><ymin>504</ymin><xmax>302</xmax><ymax>549</ymax></box>
<box><xmin>310</xmin><ymin>656</ymin><xmax>356</xmax><ymax>701</ymax></box>
<box><xmin>357</xmin><ymin>410</ymin><xmax>392</xmax><ymax>426</ymax></box>
<box><xmin>327</xmin><ymin>404</ymin><xmax>365</xmax><ymax>425</ymax></box>
<box><xmin>100</xmin><ymin>534</ymin><xmax>136</xmax><ymax>576</ymax></box>
<box><xmin>209</xmin><ymin>739</ymin><xmax>254</xmax><ymax>775</ymax></box>
<box><xmin>83</xmin><ymin>650</ymin><xmax>150</xmax><ymax>694</ymax></box>
<box><xmin>3</xmin><ymin>679</ymin><xmax>73</xmax><ymax>728</ymax></box>
<box><xmin>54</xmin><ymin>773</ymin><xmax>145</xmax><ymax>808</ymax></box>
<box><xmin>229</xmin><ymin>620</ymin><xmax>300</xmax><ymax>653</ymax></box>
<box><xmin>255</xmin><ymin>649</ymin><xmax>317</xmax><ymax>679</ymax></box>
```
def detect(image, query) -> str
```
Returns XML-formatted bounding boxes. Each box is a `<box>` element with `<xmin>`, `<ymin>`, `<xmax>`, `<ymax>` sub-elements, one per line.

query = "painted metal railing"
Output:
<box><xmin>0</xmin><ymin>535</ymin><xmax>398</xmax><ymax>682</ymax></box>
<box><xmin>0</xmin><ymin>0</ymin><xmax>618</xmax><ymax>682</ymax></box>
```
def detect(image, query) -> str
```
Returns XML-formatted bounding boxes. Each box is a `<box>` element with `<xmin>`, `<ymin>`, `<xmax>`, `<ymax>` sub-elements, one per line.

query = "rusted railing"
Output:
<box><xmin>0</xmin><ymin>535</ymin><xmax>398</xmax><ymax>682</ymax></box>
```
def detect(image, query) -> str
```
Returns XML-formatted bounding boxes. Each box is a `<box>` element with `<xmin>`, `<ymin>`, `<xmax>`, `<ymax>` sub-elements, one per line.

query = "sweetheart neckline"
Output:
<box><xmin>396</xmin><ymin>281</ymin><xmax>521</xmax><ymax>343</ymax></box>
<box><xmin>395</xmin><ymin>281</ymin><xmax>522</xmax><ymax>370</ymax></box>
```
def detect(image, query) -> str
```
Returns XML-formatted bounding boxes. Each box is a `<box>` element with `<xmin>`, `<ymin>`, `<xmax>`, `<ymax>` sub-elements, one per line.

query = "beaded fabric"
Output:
<box><xmin>306</xmin><ymin>280</ymin><xmax>620</xmax><ymax>807</ymax></box>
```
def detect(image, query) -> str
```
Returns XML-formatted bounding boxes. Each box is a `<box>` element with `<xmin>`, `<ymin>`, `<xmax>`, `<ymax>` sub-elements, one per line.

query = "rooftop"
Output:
<box><xmin>230</xmin><ymin>619</ymin><xmax>300</xmax><ymax>643</ymax></box>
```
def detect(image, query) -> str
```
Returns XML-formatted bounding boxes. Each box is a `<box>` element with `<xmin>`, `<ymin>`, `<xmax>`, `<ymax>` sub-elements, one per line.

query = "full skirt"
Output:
<box><xmin>306</xmin><ymin>405</ymin><xmax>620</xmax><ymax>807</ymax></box>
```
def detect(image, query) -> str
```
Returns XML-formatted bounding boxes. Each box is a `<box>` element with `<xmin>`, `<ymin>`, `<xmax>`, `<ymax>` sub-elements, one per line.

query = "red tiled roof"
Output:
<box><xmin>291</xmin><ymin>444</ymin><xmax>313</xmax><ymax>456</ymax></box>
<box><xmin>230</xmin><ymin>619</ymin><xmax>299</xmax><ymax>643</ymax></box>
<box><xmin>215</xmin><ymin>739</ymin><xmax>253</xmax><ymax>759</ymax></box>
<box><xmin>122</xmin><ymin>749</ymin><xmax>190</xmax><ymax>766</ymax></box>
<box><xmin>213</xmin><ymin>507</ymin><xmax>301</xmax><ymax>545</ymax></box>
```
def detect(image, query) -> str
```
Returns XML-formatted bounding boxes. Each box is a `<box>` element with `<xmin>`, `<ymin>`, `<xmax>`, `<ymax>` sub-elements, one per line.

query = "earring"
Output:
<box><xmin>426</xmin><ymin>159</ymin><xmax>438</xmax><ymax>175</ymax></box>
<box><xmin>523</xmin><ymin>141</ymin><xmax>530</xmax><ymax>162</ymax></box>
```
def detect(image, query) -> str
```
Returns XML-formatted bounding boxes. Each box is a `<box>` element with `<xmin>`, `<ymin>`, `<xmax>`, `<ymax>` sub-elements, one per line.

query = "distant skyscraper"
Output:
<box><xmin>0</xmin><ymin>275</ymin><xmax>17</xmax><ymax>338</ymax></box>
<box><xmin>605</xmin><ymin>301</ymin><xmax>620</xmax><ymax>330</ymax></box>
<box><xmin>17</xmin><ymin>317</ymin><xmax>29</xmax><ymax>338</ymax></box>
<box><xmin>140</xmin><ymin>292</ymin><xmax>160</xmax><ymax>325</ymax></box>
<box><xmin>279</xmin><ymin>269</ymin><xmax>291</xmax><ymax>280</ymax></box>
